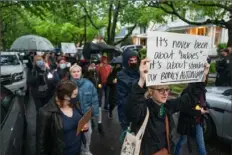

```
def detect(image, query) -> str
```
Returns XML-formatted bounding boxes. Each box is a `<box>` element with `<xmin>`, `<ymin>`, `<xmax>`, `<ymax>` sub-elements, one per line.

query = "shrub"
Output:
<box><xmin>217</xmin><ymin>43</ymin><xmax>227</xmax><ymax>50</ymax></box>
<box><xmin>209</xmin><ymin>62</ymin><xmax>216</xmax><ymax>73</ymax></box>
<box><xmin>138</xmin><ymin>48</ymin><xmax>147</xmax><ymax>60</ymax></box>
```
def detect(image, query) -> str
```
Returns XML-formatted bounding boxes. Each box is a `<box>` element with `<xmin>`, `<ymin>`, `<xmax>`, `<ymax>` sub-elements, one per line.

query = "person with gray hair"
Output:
<box><xmin>69</xmin><ymin>64</ymin><xmax>99</xmax><ymax>155</ymax></box>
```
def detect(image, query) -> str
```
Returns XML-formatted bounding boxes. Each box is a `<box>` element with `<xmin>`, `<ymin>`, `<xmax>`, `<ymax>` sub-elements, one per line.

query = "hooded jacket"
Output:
<box><xmin>116</xmin><ymin>49</ymin><xmax>139</xmax><ymax>129</ymax></box>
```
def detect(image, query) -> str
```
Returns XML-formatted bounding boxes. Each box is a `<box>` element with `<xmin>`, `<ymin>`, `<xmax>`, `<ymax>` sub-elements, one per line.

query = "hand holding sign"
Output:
<box><xmin>82</xmin><ymin>123</ymin><xmax>89</xmax><ymax>132</ymax></box>
<box><xmin>202</xmin><ymin>63</ymin><xmax>210</xmax><ymax>82</ymax></box>
<box><xmin>76</xmin><ymin>108</ymin><xmax>92</xmax><ymax>136</ymax></box>
<box><xmin>138</xmin><ymin>58</ymin><xmax>150</xmax><ymax>88</ymax></box>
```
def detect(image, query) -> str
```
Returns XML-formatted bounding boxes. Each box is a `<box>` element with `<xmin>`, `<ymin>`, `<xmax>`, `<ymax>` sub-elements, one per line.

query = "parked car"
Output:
<box><xmin>204</xmin><ymin>86</ymin><xmax>232</xmax><ymax>142</ymax></box>
<box><xmin>0</xmin><ymin>86</ymin><xmax>26</xmax><ymax>155</ymax></box>
<box><xmin>0</xmin><ymin>52</ymin><xmax>28</xmax><ymax>93</ymax></box>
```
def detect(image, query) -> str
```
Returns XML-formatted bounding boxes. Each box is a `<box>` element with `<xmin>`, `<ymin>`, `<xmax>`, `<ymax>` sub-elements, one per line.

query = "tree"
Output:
<box><xmin>0</xmin><ymin>1</ymin><xmax>103</xmax><ymax>49</ymax></box>
<box><xmin>146</xmin><ymin>0</ymin><xmax>232</xmax><ymax>46</ymax></box>
<box><xmin>79</xmin><ymin>0</ymin><xmax>166</xmax><ymax>45</ymax></box>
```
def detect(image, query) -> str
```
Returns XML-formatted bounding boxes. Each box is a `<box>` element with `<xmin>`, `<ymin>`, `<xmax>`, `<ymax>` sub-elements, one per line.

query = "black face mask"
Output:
<box><xmin>129</xmin><ymin>63</ymin><xmax>138</xmax><ymax>70</ymax></box>
<box><xmin>70</xmin><ymin>96</ymin><xmax>79</xmax><ymax>104</ymax></box>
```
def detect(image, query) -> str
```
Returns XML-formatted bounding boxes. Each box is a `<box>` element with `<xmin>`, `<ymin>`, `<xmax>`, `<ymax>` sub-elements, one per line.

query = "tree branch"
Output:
<box><xmin>149</xmin><ymin>1</ymin><xmax>227</xmax><ymax>27</ymax></box>
<box><xmin>78</xmin><ymin>2</ymin><xmax>100</xmax><ymax>30</ymax></box>
<box><xmin>168</xmin><ymin>2</ymin><xmax>227</xmax><ymax>26</ymax></box>
<box><xmin>113</xmin><ymin>24</ymin><xmax>136</xmax><ymax>45</ymax></box>
<box><xmin>191</xmin><ymin>0</ymin><xmax>232</xmax><ymax>12</ymax></box>
<box><xmin>110</xmin><ymin>0</ymin><xmax>121</xmax><ymax>44</ymax></box>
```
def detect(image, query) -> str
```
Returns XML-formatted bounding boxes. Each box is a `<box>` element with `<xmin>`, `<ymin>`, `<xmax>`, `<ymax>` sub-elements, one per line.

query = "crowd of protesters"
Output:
<box><xmin>23</xmin><ymin>45</ymin><xmax>216</xmax><ymax>155</ymax></box>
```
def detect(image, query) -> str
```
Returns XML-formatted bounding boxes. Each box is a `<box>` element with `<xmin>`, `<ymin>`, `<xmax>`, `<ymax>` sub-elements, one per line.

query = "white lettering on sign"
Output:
<box><xmin>146</xmin><ymin>31</ymin><xmax>210</xmax><ymax>86</ymax></box>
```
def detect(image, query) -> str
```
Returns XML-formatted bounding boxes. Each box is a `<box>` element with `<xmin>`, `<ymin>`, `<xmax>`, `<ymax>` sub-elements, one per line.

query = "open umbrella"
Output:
<box><xmin>83</xmin><ymin>42</ymin><xmax>122</xmax><ymax>60</ymax></box>
<box><xmin>10</xmin><ymin>35</ymin><xmax>55</xmax><ymax>52</ymax></box>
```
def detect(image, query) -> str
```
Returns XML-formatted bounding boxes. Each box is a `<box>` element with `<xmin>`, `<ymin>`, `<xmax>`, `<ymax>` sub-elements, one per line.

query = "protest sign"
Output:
<box><xmin>61</xmin><ymin>43</ymin><xmax>77</xmax><ymax>54</ymax></box>
<box><xmin>76</xmin><ymin>108</ymin><xmax>92</xmax><ymax>136</ymax></box>
<box><xmin>146</xmin><ymin>31</ymin><xmax>210</xmax><ymax>86</ymax></box>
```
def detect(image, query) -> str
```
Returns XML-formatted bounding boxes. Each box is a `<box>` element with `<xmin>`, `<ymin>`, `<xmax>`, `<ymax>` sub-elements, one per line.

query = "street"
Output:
<box><xmin>23</xmin><ymin>93</ymin><xmax>231</xmax><ymax>155</ymax></box>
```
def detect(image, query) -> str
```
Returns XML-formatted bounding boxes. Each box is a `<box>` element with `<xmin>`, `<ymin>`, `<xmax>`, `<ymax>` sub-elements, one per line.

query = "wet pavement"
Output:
<box><xmin>24</xmin><ymin>94</ymin><xmax>231</xmax><ymax>155</ymax></box>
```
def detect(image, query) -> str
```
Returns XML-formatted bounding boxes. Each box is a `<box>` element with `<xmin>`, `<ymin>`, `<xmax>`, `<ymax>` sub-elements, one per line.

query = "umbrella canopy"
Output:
<box><xmin>111</xmin><ymin>55</ymin><xmax>122</xmax><ymax>64</ymax></box>
<box><xmin>83</xmin><ymin>42</ymin><xmax>121</xmax><ymax>59</ymax></box>
<box><xmin>10</xmin><ymin>35</ymin><xmax>55</xmax><ymax>52</ymax></box>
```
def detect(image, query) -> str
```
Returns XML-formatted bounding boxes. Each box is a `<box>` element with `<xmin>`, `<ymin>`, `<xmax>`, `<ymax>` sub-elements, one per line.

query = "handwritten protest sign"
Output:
<box><xmin>146</xmin><ymin>31</ymin><xmax>210</xmax><ymax>86</ymax></box>
<box><xmin>61</xmin><ymin>43</ymin><xmax>77</xmax><ymax>54</ymax></box>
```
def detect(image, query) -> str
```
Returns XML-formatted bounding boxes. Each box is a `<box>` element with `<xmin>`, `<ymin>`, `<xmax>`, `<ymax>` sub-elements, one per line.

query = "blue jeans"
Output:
<box><xmin>174</xmin><ymin>124</ymin><xmax>207</xmax><ymax>155</ymax></box>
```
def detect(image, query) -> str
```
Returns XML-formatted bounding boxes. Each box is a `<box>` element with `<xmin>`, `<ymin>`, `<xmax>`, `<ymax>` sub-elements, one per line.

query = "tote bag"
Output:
<box><xmin>120</xmin><ymin>108</ymin><xmax>150</xmax><ymax>155</ymax></box>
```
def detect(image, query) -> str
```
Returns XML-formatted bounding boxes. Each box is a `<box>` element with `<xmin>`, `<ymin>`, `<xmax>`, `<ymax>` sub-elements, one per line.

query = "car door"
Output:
<box><xmin>0</xmin><ymin>86</ymin><xmax>25</xmax><ymax>155</ymax></box>
<box><xmin>222</xmin><ymin>89</ymin><xmax>232</xmax><ymax>141</ymax></box>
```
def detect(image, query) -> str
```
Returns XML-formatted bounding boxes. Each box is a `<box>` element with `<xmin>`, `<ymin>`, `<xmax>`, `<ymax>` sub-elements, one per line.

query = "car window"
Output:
<box><xmin>1</xmin><ymin>86</ymin><xmax>15</xmax><ymax>126</ymax></box>
<box><xmin>0</xmin><ymin>55</ymin><xmax>20</xmax><ymax>66</ymax></box>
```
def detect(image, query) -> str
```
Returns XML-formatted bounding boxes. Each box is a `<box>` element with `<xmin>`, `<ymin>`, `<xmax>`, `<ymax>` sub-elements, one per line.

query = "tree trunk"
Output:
<box><xmin>109</xmin><ymin>0</ymin><xmax>120</xmax><ymax>45</ymax></box>
<box><xmin>106</xmin><ymin>1</ymin><xmax>113</xmax><ymax>44</ymax></box>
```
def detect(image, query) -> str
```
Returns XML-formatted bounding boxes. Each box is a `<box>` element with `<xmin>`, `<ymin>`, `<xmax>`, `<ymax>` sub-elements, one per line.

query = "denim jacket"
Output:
<box><xmin>71</xmin><ymin>78</ymin><xmax>99</xmax><ymax>117</ymax></box>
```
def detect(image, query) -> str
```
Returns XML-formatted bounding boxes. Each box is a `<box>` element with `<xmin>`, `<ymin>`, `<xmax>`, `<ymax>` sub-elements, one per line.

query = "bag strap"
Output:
<box><xmin>165</xmin><ymin>115</ymin><xmax>170</xmax><ymax>153</ymax></box>
<box><xmin>136</xmin><ymin>107</ymin><xmax>150</xmax><ymax>138</ymax></box>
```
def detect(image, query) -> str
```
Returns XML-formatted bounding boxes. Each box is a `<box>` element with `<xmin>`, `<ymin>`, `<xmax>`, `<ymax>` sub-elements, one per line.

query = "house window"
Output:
<box><xmin>140</xmin><ymin>26</ymin><xmax>147</xmax><ymax>34</ymax></box>
<box><xmin>140</xmin><ymin>38</ymin><xmax>147</xmax><ymax>46</ymax></box>
<box><xmin>188</xmin><ymin>27</ymin><xmax>207</xmax><ymax>36</ymax></box>
<box><xmin>215</xmin><ymin>27</ymin><xmax>222</xmax><ymax>45</ymax></box>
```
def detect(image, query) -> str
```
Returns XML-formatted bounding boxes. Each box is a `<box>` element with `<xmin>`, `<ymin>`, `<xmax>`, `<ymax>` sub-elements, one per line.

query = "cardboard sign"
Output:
<box><xmin>76</xmin><ymin>108</ymin><xmax>92</xmax><ymax>136</ymax></box>
<box><xmin>61</xmin><ymin>43</ymin><xmax>77</xmax><ymax>54</ymax></box>
<box><xmin>146</xmin><ymin>31</ymin><xmax>210</xmax><ymax>86</ymax></box>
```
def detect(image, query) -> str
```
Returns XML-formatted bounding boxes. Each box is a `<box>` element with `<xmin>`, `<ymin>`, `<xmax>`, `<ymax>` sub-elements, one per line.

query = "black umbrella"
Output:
<box><xmin>83</xmin><ymin>42</ymin><xmax>122</xmax><ymax>60</ymax></box>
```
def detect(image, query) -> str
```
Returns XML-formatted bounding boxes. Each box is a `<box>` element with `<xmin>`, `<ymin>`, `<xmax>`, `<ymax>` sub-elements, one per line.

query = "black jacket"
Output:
<box><xmin>27</xmin><ymin>66</ymin><xmax>57</xmax><ymax>98</ymax></box>
<box><xmin>36</xmin><ymin>98</ymin><xmax>84</xmax><ymax>155</ymax></box>
<box><xmin>56</xmin><ymin>67</ymin><xmax>69</xmax><ymax>80</ymax></box>
<box><xmin>177</xmin><ymin>83</ymin><xmax>206</xmax><ymax>136</ymax></box>
<box><xmin>124</xmin><ymin>82</ymin><xmax>205</xmax><ymax>155</ymax></box>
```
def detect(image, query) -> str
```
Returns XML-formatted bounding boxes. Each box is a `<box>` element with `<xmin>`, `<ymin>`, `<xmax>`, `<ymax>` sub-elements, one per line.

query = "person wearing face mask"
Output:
<box><xmin>117</xmin><ymin>48</ymin><xmax>140</xmax><ymax>130</ymax></box>
<box><xmin>27</xmin><ymin>55</ymin><xmax>57</xmax><ymax>112</ymax></box>
<box><xmin>37</xmin><ymin>80</ymin><xmax>88</xmax><ymax>155</ymax></box>
<box><xmin>69</xmin><ymin>64</ymin><xmax>99</xmax><ymax>155</ymax></box>
<box><xmin>54</xmin><ymin>58</ymin><xmax>70</xmax><ymax>81</ymax></box>
<box><xmin>106</xmin><ymin>63</ymin><xmax>122</xmax><ymax>119</ymax></box>
<box><xmin>124</xmin><ymin>59</ymin><xmax>210</xmax><ymax>155</ymax></box>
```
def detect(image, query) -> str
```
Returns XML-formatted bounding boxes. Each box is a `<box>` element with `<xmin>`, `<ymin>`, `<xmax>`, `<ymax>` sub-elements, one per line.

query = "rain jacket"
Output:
<box><xmin>116</xmin><ymin>49</ymin><xmax>139</xmax><ymax>129</ymax></box>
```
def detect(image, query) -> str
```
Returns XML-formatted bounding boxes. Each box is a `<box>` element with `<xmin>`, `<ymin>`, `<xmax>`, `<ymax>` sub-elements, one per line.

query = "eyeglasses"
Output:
<box><xmin>150</xmin><ymin>88</ymin><xmax>171</xmax><ymax>94</ymax></box>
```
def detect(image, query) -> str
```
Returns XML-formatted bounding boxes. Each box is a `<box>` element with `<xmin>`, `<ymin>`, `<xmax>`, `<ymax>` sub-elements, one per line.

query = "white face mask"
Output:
<box><xmin>59</xmin><ymin>63</ymin><xmax>67</xmax><ymax>69</ymax></box>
